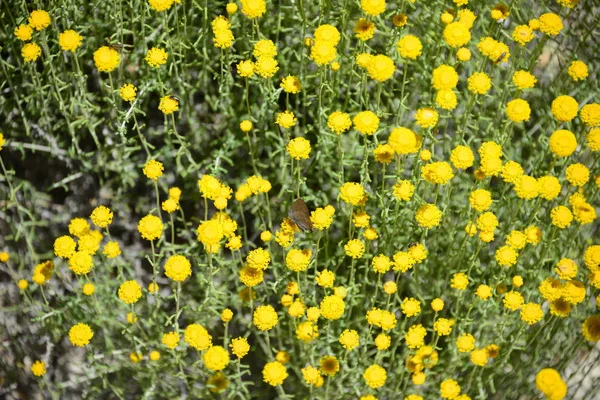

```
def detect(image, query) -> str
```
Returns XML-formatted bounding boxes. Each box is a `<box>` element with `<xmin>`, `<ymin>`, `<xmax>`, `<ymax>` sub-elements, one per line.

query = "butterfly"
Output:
<box><xmin>288</xmin><ymin>198</ymin><xmax>313</xmax><ymax>232</ymax></box>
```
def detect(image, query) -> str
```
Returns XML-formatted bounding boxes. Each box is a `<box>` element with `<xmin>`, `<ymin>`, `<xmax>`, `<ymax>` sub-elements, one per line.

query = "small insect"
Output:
<box><xmin>288</xmin><ymin>198</ymin><xmax>313</xmax><ymax>233</ymax></box>
<box><xmin>494</xmin><ymin>52</ymin><xmax>507</xmax><ymax>64</ymax></box>
<box><xmin>169</xmin><ymin>95</ymin><xmax>181</xmax><ymax>103</ymax></box>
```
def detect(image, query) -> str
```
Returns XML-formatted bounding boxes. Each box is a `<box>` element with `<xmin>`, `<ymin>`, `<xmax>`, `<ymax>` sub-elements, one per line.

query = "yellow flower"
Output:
<box><xmin>360</xmin><ymin>0</ymin><xmax>386</xmax><ymax>16</ymax></box>
<box><xmin>263</xmin><ymin>361</ymin><xmax>288</xmax><ymax>386</ymax></box>
<box><xmin>363</xmin><ymin>364</ymin><xmax>387</xmax><ymax>389</ymax></box>
<box><xmin>310</xmin><ymin>42</ymin><xmax>337</xmax><ymax>66</ymax></box>
<box><xmin>320</xmin><ymin>295</ymin><xmax>345</xmax><ymax>320</ymax></box>
<box><xmin>90</xmin><ymin>205</ymin><xmax>113</xmax><ymax>228</ymax></box>
<box><xmin>280</xmin><ymin>75</ymin><xmax>301</xmax><ymax>94</ymax></box>
<box><xmin>237</xmin><ymin>60</ymin><xmax>254</xmax><ymax>77</ymax></box>
<box><xmin>162</xmin><ymin>331</ymin><xmax>180</xmax><ymax>349</ymax></box>
<box><xmin>551</xmin><ymin>95</ymin><xmax>578</xmax><ymax>122</ymax></box>
<box><xmin>22</xmin><ymin>43</ymin><xmax>42</xmax><ymax>62</ymax></box>
<box><xmin>93</xmin><ymin>46</ymin><xmax>120</xmax><ymax>72</ymax></box>
<box><xmin>366</xmin><ymin>55</ymin><xmax>395</xmax><ymax>82</ymax></box>
<box><xmin>549</xmin><ymin>130</ymin><xmax>577</xmax><ymax>157</ymax></box>
<box><xmin>467</xmin><ymin>72</ymin><xmax>492</xmax><ymax>95</ymax></box>
<box><xmin>340</xmin><ymin>182</ymin><xmax>365</xmax><ymax>206</ymax></box>
<box><xmin>31</xmin><ymin>360</ymin><xmax>46</xmax><ymax>377</ymax></box>
<box><xmin>339</xmin><ymin>329</ymin><xmax>360</xmax><ymax>350</ymax></box>
<box><xmin>327</xmin><ymin>111</ymin><xmax>352</xmax><ymax>134</ymax></box>
<box><xmin>580</xmin><ymin>104</ymin><xmax>600</xmax><ymax>127</ymax></box>
<box><xmin>415</xmin><ymin>107</ymin><xmax>439</xmax><ymax>128</ymax></box>
<box><xmin>184</xmin><ymin>323</ymin><xmax>212</xmax><ymax>350</ymax></box>
<box><xmin>230</xmin><ymin>337</ymin><xmax>250</xmax><ymax>358</ymax></box>
<box><xmin>440</xmin><ymin>379</ymin><xmax>461</xmax><ymax>399</ymax></box>
<box><xmin>138</xmin><ymin>214</ymin><xmax>163</xmax><ymax>240</ymax></box>
<box><xmin>397</xmin><ymin>34</ymin><xmax>422</xmax><ymax>59</ymax></box>
<box><xmin>253</xmin><ymin>39</ymin><xmax>277</xmax><ymax>58</ymax></box>
<box><xmin>164</xmin><ymin>255</ymin><xmax>192</xmax><ymax>282</ymax></box>
<box><xmin>59</xmin><ymin>30</ymin><xmax>83</xmax><ymax>52</ymax></box>
<box><xmin>353</xmin><ymin>111</ymin><xmax>380</xmax><ymax>135</ymax></box>
<box><xmin>29</xmin><ymin>10</ymin><xmax>51</xmax><ymax>30</ymax></box>
<box><xmin>535</xmin><ymin>368</ymin><xmax>567</xmax><ymax>400</ymax></box>
<box><xmin>436</xmin><ymin>90</ymin><xmax>458</xmax><ymax>110</ymax></box>
<box><xmin>241</xmin><ymin>0</ymin><xmax>266</xmax><ymax>18</ymax></box>
<box><xmin>69</xmin><ymin>323</ymin><xmax>94</xmax><ymax>347</ymax></box>
<box><xmin>148</xmin><ymin>0</ymin><xmax>175</xmax><ymax>11</ymax></box>
<box><xmin>344</xmin><ymin>239</ymin><xmax>365</xmax><ymax>258</ymax></box>
<box><xmin>568</xmin><ymin>60</ymin><xmax>588</xmax><ymax>81</ymax></box>
<box><xmin>432</xmin><ymin>65</ymin><xmax>459</xmax><ymax>90</ymax></box>
<box><xmin>539</xmin><ymin>13</ymin><xmax>563</xmax><ymax>36</ymax></box>
<box><xmin>443</xmin><ymin>22</ymin><xmax>471</xmax><ymax>48</ymax></box>
<box><xmin>145</xmin><ymin>47</ymin><xmax>168</xmax><ymax>68</ymax></box>
<box><xmin>354</xmin><ymin>18</ymin><xmax>376</xmax><ymax>41</ymax></box>
<box><xmin>388</xmin><ymin>127</ymin><xmax>421</xmax><ymax>154</ymax></box>
<box><xmin>119</xmin><ymin>83</ymin><xmax>137</xmax><ymax>102</ymax></box>
<box><xmin>14</xmin><ymin>24</ymin><xmax>33</xmax><ymax>41</ymax></box>
<box><xmin>512</xmin><ymin>70</ymin><xmax>537</xmax><ymax>89</ymax></box>
<box><xmin>415</xmin><ymin>203</ymin><xmax>442</xmax><ymax>228</ymax></box>
<box><xmin>512</xmin><ymin>25</ymin><xmax>534</xmax><ymax>45</ymax></box>
<box><xmin>276</xmin><ymin>110</ymin><xmax>297</xmax><ymax>129</ymax></box>
<box><xmin>286</xmin><ymin>137</ymin><xmax>311</xmax><ymax>160</ymax></box>
<box><xmin>506</xmin><ymin>99</ymin><xmax>531</xmax><ymax>122</ymax></box>
<box><xmin>203</xmin><ymin>346</ymin><xmax>230</xmax><ymax>371</ymax></box>
<box><xmin>565</xmin><ymin>163</ymin><xmax>589</xmax><ymax>186</ymax></box>
<box><xmin>158</xmin><ymin>95</ymin><xmax>179</xmax><ymax>114</ymax></box>
<box><xmin>118</xmin><ymin>280</ymin><xmax>142</xmax><ymax>304</ymax></box>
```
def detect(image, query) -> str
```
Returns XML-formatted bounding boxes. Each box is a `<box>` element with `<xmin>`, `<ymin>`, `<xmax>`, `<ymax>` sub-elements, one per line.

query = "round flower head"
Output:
<box><xmin>69</xmin><ymin>251</ymin><xmax>93</xmax><ymax>275</ymax></box>
<box><xmin>565</xmin><ymin>163</ymin><xmax>589</xmax><ymax>186</ymax></box>
<box><xmin>512</xmin><ymin>25</ymin><xmax>534</xmax><ymax>46</ymax></box>
<box><xmin>230</xmin><ymin>337</ymin><xmax>250</xmax><ymax>358</ymax></box>
<box><xmin>164</xmin><ymin>255</ymin><xmax>192</xmax><ymax>282</ymax></box>
<box><xmin>276</xmin><ymin>110</ymin><xmax>297</xmax><ymax>129</ymax></box>
<box><xmin>90</xmin><ymin>205</ymin><xmax>113</xmax><ymax>228</ymax></box>
<box><xmin>320</xmin><ymin>295</ymin><xmax>345</xmax><ymax>320</ymax></box>
<box><xmin>184</xmin><ymin>324</ymin><xmax>212</xmax><ymax>350</ymax></box>
<box><xmin>31</xmin><ymin>360</ymin><xmax>46</xmax><ymax>377</ymax></box>
<box><xmin>512</xmin><ymin>70</ymin><xmax>537</xmax><ymax>89</ymax></box>
<box><xmin>539</xmin><ymin>13</ymin><xmax>563</xmax><ymax>36</ymax></box>
<box><xmin>432</xmin><ymin>65</ymin><xmax>459</xmax><ymax>90</ymax></box>
<box><xmin>353</xmin><ymin>111</ymin><xmax>380</xmax><ymax>135</ymax></box>
<box><xmin>149</xmin><ymin>0</ymin><xmax>175</xmax><ymax>11</ymax></box>
<box><xmin>254</xmin><ymin>56</ymin><xmax>279</xmax><ymax>78</ymax></box>
<box><xmin>456</xmin><ymin>47</ymin><xmax>471</xmax><ymax>61</ymax></box>
<box><xmin>69</xmin><ymin>323</ymin><xmax>94</xmax><ymax>347</ymax></box>
<box><xmin>468</xmin><ymin>72</ymin><xmax>492</xmax><ymax>95</ymax></box>
<box><xmin>397</xmin><ymin>35</ymin><xmax>422</xmax><ymax>59</ymax></box>
<box><xmin>280</xmin><ymin>75</ymin><xmax>301</xmax><ymax>94</ymax></box>
<box><xmin>263</xmin><ymin>361</ymin><xmax>288</xmax><ymax>386</ymax></box>
<box><xmin>521</xmin><ymin>303</ymin><xmax>544</xmax><ymax>325</ymax></box>
<box><xmin>440</xmin><ymin>379</ymin><xmax>461</xmax><ymax>399</ymax></box>
<box><xmin>568</xmin><ymin>60</ymin><xmax>588</xmax><ymax>81</ymax></box>
<box><xmin>146</xmin><ymin>47</ymin><xmax>168</xmax><ymax>68</ymax></box>
<box><xmin>119</xmin><ymin>84</ymin><xmax>137</xmax><ymax>102</ymax></box>
<box><xmin>54</xmin><ymin>236</ymin><xmax>76</xmax><ymax>259</ymax></box>
<box><xmin>389</xmin><ymin>127</ymin><xmax>421</xmax><ymax>154</ymax></box>
<box><xmin>436</xmin><ymin>90</ymin><xmax>458</xmax><ymax>110</ymax></box>
<box><xmin>443</xmin><ymin>22</ymin><xmax>471</xmax><ymax>47</ymax></box>
<box><xmin>506</xmin><ymin>99</ymin><xmax>531</xmax><ymax>122</ymax></box>
<box><xmin>82</xmin><ymin>283</ymin><xmax>95</xmax><ymax>296</ymax></box>
<box><xmin>162</xmin><ymin>331</ymin><xmax>180</xmax><ymax>349</ymax></box>
<box><xmin>582</xmin><ymin>316</ymin><xmax>600</xmax><ymax>342</ymax></box>
<box><xmin>549</xmin><ymin>130</ymin><xmax>577</xmax><ymax>157</ymax></box>
<box><xmin>29</xmin><ymin>10</ymin><xmax>51</xmax><ymax>30</ymax></box>
<box><xmin>451</xmin><ymin>145</ymin><xmax>474</xmax><ymax>169</ymax></box>
<box><xmin>226</xmin><ymin>2</ymin><xmax>238</xmax><ymax>14</ymax></box>
<box><xmin>551</xmin><ymin>95</ymin><xmax>578</xmax><ymax>122</ymax></box>
<box><xmin>93</xmin><ymin>46</ymin><xmax>120</xmax><ymax>72</ymax></box>
<box><xmin>536</xmin><ymin>368</ymin><xmax>567</xmax><ymax>400</ymax></box>
<box><xmin>581</xmin><ymin>104</ymin><xmax>600</xmax><ymax>127</ymax></box>
<box><xmin>415</xmin><ymin>108</ymin><xmax>439</xmax><ymax>129</ymax></box>
<box><xmin>314</xmin><ymin>24</ymin><xmax>341</xmax><ymax>46</ymax></box>
<box><xmin>253</xmin><ymin>305</ymin><xmax>278</xmax><ymax>330</ymax></box>
<box><xmin>203</xmin><ymin>346</ymin><xmax>230</xmax><ymax>371</ymax></box>
<box><xmin>253</xmin><ymin>39</ymin><xmax>277</xmax><ymax>58</ymax></box>
<box><xmin>354</xmin><ymin>18</ymin><xmax>376</xmax><ymax>41</ymax></box>
<box><xmin>59</xmin><ymin>30</ymin><xmax>83</xmax><ymax>52</ymax></box>
<box><xmin>22</xmin><ymin>43</ymin><xmax>42</xmax><ymax>62</ymax></box>
<box><xmin>285</xmin><ymin>249</ymin><xmax>311</xmax><ymax>272</ymax></box>
<box><xmin>344</xmin><ymin>239</ymin><xmax>365</xmax><ymax>258</ymax></box>
<box><xmin>393</xmin><ymin>13</ymin><xmax>408</xmax><ymax>27</ymax></box>
<box><xmin>237</xmin><ymin>60</ymin><xmax>254</xmax><ymax>77</ymax></box>
<box><xmin>340</xmin><ymin>182</ymin><xmax>365</xmax><ymax>206</ymax></box>
<box><xmin>360</xmin><ymin>0</ymin><xmax>386</xmax><ymax>16</ymax></box>
<box><xmin>118</xmin><ymin>280</ymin><xmax>142</xmax><ymax>304</ymax></box>
<box><xmin>363</xmin><ymin>364</ymin><xmax>387</xmax><ymax>388</ymax></box>
<box><xmin>451</xmin><ymin>272</ymin><xmax>469</xmax><ymax>290</ymax></box>
<box><xmin>159</xmin><ymin>95</ymin><xmax>179</xmax><ymax>114</ymax></box>
<box><xmin>416</xmin><ymin>204</ymin><xmax>442</xmax><ymax>228</ymax></box>
<box><xmin>327</xmin><ymin>111</ymin><xmax>352</xmax><ymax>134</ymax></box>
<box><xmin>14</xmin><ymin>24</ymin><xmax>33</xmax><ymax>41</ymax></box>
<box><xmin>367</xmin><ymin>55</ymin><xmax>395</xmax><ymax>82</ymax></box>
<box><xmin>339</xmin><ymin>329</ymin><xmax>360</xmax><ymax>350</ymax></box>
<box><xmin>310</xmin><ymin>42</ymin><xmax>337</xmax><ymax>66</ymax></box>
<box><xmin>138</xmin><ymin>214</ymin><xmax>163</xmax><ymax>241</ymax></box>
<box><xmin>240</xmin><ymin>0</ymin><xmax>266</xmax><ymax>18</ymax></box>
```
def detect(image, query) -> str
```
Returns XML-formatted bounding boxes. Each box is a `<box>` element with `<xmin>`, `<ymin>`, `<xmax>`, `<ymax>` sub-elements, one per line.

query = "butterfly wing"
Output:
<box><xmin>288</xmin><ymin>198</ymin><xmax>313</xmax><ymax>232</ymax></box>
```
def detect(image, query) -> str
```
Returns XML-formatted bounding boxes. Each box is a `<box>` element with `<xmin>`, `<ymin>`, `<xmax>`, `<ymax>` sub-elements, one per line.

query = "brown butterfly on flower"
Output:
<box><xmin>288</xmin><ymin>198</ymin><xmax>313</xmax><ymax>232</ymax></box>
